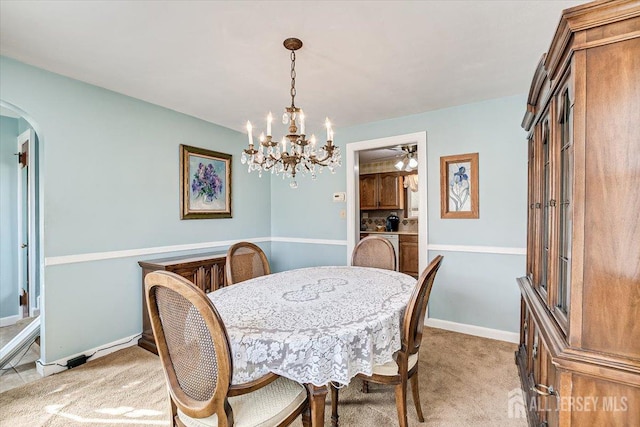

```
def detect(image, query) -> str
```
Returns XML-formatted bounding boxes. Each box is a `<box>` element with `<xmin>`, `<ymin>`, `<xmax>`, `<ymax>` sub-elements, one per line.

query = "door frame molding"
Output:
<box><xmin>17</xmin><ymin>128</ymin><xmax>37</xmax><ymax>317</ymax></box>
<box><xmin>345</xmin><ymin>131</ymin><xmax>428</xmax><ymax>272</ymax></box>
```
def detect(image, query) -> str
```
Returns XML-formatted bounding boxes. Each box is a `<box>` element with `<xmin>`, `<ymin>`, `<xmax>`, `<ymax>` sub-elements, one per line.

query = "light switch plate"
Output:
<box><xmin>333</xmin><ymin>192</ymin><xmax>346</xmax><ymax>202</ymax></box>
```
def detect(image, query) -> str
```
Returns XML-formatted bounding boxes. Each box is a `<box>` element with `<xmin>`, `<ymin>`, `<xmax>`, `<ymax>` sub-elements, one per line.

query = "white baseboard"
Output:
<box><xmin>36</xmin><ymin>333</ymin><xmax>142</xmax><ymax>377</ymax></box>
<box><xmin>0</xmin><ymin>315</ymin><xmax>21</xmax><ymax>327</ymax></box>
<box><xmin>425</xmin><ymin>318</ymin><xmax>519</xmax><ymax>344</ymax></box>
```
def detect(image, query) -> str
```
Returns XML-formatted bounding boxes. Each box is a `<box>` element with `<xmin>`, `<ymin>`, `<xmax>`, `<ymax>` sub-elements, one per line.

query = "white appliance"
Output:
<box><xmin>378</xmin><ymin>234</ymin><xmax>400</xmax><ymax>271</ymax></box>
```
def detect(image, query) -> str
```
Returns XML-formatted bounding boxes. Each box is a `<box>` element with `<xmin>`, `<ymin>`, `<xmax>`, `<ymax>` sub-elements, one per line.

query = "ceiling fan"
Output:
<box><xmin>393</xmin><ymin>145</ymin><xmax>418</xmax><ymax>172</ymax></box>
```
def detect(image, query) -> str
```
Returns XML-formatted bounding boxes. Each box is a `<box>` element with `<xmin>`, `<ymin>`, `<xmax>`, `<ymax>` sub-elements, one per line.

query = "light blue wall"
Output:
<box><xmin>0</xmin><ymin>116</ymin><xmax>19</xmax><ymax>319</ymax></box>
<box><xmin>0</xmin><ymin>52</ymin><xmax>528</xmax><ymax>363</ymax></box>
<box><xmin>270</xmin><ymin>242</ymin><xmax>346</xmax><ymax>273</ymax></box>
<box><xmin>0</xmin><ymin>56</ymin><xmax>271</xmax><ymax>361</ymax></box>
<box><xmin>270</xmin><ymin>95</ymin><xmax>528</xmax><ymax>333</ymax></box>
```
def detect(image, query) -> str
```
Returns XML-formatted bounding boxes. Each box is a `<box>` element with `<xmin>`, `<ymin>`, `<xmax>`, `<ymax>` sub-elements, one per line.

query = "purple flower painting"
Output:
<box><xmin>181</xmin><ymin>145</ymin><xmax>232</xmax><ymax>219</ymax></box>
<box><xmin>192</xmin><ymin>162</ymin><xmax>222</xmax><ymax>202</ymax></box>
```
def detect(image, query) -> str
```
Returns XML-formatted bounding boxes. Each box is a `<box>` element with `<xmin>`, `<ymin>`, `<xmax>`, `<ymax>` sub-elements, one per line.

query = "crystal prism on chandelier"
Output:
<box><xmin>241</xmin><ymin>38</ymin><xmax>341</xmax><ymax>189</ymax></box>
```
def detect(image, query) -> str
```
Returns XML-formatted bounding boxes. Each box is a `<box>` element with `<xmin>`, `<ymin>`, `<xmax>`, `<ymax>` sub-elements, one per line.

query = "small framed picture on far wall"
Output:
<box><xmin>440</xmin><ymin>152</ymin><xmax>479</xmax><ymax>219</ymax></box>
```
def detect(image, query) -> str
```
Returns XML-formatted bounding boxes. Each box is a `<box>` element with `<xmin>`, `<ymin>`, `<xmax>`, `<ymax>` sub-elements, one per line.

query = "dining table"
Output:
<box><xmin>208</xmin><ymin>265</ymin><xmax>417</xmax><ymax>426</ymax></box>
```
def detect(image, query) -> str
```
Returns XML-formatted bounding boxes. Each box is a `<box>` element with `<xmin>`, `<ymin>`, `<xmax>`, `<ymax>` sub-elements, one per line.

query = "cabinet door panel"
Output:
<box><xmin>399</xmin><ymin>236</ymin><xmax>418</xmax><ymax>276</ymax></box>
<box><xmin>582</xmin><ymin>37</ymin><xmax>640</xmax><ymax>358</ymax></box>
<box><xmin>570</xmin><ymin>375</ymin><xmax>640</xmax><ymax>427</ymax></box>
<box><xmin>170</xmin><ymin>266</ymin><xmax>200</xmax><ymax>287</ymax></box>
<box><xmin>378</xmin><ymin>173</ymin><xmax>403</xmax><ymax>209</ymax></box>
<box><xmin>360</xmin><ymin>175</ymin><xmax>378</xmax><ymax>209</ymax></box>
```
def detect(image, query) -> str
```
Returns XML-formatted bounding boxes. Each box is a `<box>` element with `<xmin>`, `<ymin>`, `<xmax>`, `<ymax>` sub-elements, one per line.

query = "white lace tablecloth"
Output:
<box><xmin>208</xmin><ymin>266</ymin><xmax>416</xmax><ymax>386</ymax></box>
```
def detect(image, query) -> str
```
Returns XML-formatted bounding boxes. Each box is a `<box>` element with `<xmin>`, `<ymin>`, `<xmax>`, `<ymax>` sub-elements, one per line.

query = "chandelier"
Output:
<box><xmin>242</xmin><ymin>38</ymin><xmax>341</xmax><ymax>188</ymax></box>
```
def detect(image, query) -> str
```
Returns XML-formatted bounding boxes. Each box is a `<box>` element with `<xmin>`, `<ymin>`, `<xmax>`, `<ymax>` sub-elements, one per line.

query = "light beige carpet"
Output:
<box><xmin>0</xmin><ymin>328</ymin><xmax>527</xmax><ymax>427</ymax></box>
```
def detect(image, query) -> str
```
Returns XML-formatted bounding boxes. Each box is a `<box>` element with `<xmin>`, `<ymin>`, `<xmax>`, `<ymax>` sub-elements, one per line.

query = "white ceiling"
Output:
<box><xmin>0</xmin><ymin>0</ymin><xmax>584</xmax><ymax>135</ymax></box>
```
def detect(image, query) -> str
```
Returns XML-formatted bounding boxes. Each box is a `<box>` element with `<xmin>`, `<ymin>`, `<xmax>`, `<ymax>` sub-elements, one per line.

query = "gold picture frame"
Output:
<box><xmin>180</xmin><ymin>144</ymin><xmax>232</xmax><ymax>219</ymax></box>
<box><xmin>440</xmin><ymin>152</ymin><xmax>479</xmax><ymax>219</ymax></box>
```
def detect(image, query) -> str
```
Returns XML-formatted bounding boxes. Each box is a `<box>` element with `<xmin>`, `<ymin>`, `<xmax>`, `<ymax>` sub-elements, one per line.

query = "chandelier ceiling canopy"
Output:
<box><xmin>242</xmin><ymin>38</ymin><xmax>341</xmax><ymax>188</ymax></box>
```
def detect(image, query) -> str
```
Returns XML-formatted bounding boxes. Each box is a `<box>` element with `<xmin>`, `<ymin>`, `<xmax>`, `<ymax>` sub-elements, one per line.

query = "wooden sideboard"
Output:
<box><xmin>138</xmin><ymin>252</ymin><xmax>227</xmax><ymax>354</ymax></box>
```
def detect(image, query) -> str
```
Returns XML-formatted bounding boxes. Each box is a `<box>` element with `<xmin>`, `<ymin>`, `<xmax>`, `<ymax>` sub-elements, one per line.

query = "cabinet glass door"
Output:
<box><xmin>540</xmin><ymin>120</ymin><xmax>552</xmax><ymax>295</ymax></box>
<box><xmin>557</xmin><ymin>90</ymin><xmax>573</xmax><ymax>315</ymax></box>
<box><xmin>527</xmin><ymin>138</ymin><xmax>536</xmax><ymax>279</ymax></box>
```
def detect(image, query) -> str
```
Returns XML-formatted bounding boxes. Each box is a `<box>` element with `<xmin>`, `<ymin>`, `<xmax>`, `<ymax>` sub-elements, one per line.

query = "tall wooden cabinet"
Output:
<box><xmin>517</xmin><ymin>1</ymin><xmax>639</xmax><ymax>426</ymax></box>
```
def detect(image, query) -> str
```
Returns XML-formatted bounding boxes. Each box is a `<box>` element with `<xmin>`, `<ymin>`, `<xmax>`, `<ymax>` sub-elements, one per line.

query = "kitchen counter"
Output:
<box><xmin>360</xmin><ymin>230</ymin><xmax>418</xmax><ymax>235</ymax></box>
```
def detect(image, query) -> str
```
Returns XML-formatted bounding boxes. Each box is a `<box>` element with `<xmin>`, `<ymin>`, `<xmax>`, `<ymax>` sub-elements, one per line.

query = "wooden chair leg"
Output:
<box><xmin>394</xmin><ymin>379</ymin><xmax>408</xmax><ymax>427</ymax></box>
<box><xmin>361</xmin><ymin>379</ymin><xmax>369</xmax><ymax>393</ymax></box>
<box><xmin>302</xmin><ymin>405</ymin><xmax>311</xmax><ymax>427</ymax></box>
<box><xmin>168</xmin><ymin>390</ymin><xmax>178</xmax><ymax>426</ymax></box>
<box><xmin>410</xmin><ymin>371</ymin><xmax>425</xmax><ymax>422</ymax></box>
<box><xmin>330</xmin><ymin>383</ymin><xmax>339</xmax><ymax>427</ymax></box>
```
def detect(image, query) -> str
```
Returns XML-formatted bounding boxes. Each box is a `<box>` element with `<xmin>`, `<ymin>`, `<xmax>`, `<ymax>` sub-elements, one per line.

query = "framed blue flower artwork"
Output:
<box><xmin>180</xmin><ymin>144</ymin><xmax>232</xmax><ymax>219</ymax></box>
<box><xmin>440</xmin><ymin>153</ymin><xmax>479</xmax><ymax>219</ymax></box>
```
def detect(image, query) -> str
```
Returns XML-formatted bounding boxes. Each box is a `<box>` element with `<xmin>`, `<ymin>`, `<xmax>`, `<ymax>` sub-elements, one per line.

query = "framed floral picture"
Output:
<box><xmin>180</xmin><ymin>144</ymin><xmax>232</xmax><ymax>219</ymax></box>
<box><xmin>440</xmin><ymin>152</ymin><xmax>479</xmax><ymax>219</ymax></box>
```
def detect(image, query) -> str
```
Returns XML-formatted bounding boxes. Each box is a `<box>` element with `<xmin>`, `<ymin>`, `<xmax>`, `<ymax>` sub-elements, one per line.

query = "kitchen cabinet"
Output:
<box><xmin>138</xmin><ymin>252</ymin><xmax>227</xmax><ymax>354</ymax></box>
<box><xmin>399</xmin><ymin>234</ymin><xmax>418</xmax><ymax>277</ymax></box>
<box><xmin>516</xmin><ymin>3</ymin><xmax>640</xmax><ymax>426</ymax></box>
<box><xmin>359</xmin><ymin>172</ymin><xmax>404</xmax><ymax>210</ymax></box>
<box><xmin>359</xmin><ymin>175</ymin><xmax>378</xmax><ymax>210</ymax></box>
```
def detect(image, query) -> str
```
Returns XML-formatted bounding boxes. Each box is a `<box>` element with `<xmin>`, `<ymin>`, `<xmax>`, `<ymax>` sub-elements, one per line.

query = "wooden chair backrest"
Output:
<box><xmin>145</xmin><ymin>271</ymin><xmax>234</xmax><ymax>424</ymax></box>
<box><xmin>225</xmin><ymin>242</ymin><xmax>271</xmax><ymax>285</ymax></box>
<box><xmin>351</xmin><ymin>236</ymin><xmax>396</xmax><ymax>271</ymax></box>
<box><xmin>402</xmin><ymin>255</ymin><xmax>444</xmax><ymax>355</ymax></box>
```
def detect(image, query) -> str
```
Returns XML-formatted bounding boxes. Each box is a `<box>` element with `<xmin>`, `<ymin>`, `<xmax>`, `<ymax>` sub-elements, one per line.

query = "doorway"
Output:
<box><xmin>0</xmin><ymin>102</ymin><xmax>43</xmax><ymax>387</ymax></box>
<box><xmin>346</xmin><ymin>132</ymin><xmax>428</xmax><ymax>272</ymax></box>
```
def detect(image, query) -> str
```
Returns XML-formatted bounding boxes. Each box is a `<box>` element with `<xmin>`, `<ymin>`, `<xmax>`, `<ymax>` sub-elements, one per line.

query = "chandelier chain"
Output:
<box><xmin>290</xmin><ymin>50</ymin><xmax>296</xmax><ymax>108</ymax></box>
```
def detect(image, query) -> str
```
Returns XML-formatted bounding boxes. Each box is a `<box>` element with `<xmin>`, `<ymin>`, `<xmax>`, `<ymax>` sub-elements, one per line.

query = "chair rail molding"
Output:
<box><xmin>44</xmin><ymin>238</ymin><xmax>525</xmax><ymax>266</ymax></box>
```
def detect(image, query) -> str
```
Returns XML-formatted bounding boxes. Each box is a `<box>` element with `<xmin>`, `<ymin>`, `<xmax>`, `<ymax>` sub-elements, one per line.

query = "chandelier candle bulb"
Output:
<box><xmin>246</xmin><ymin>121</ymin><xmax>253</xmax><ymax>145</ymax></box>
<box><xmin>325</xmin><ymin>118</ymin><xmax>331</xmax><ymax>141</ymax></box>
<box><xmin>281</xmin><ymin>137</ymin><xmax>286</xmax><ymax>153</ymax></box>
<box><xmin>267</xmin><ymin>112</ymin><xmax>272</xmax><ymax>136</ymax></box>
<box><xmin>300</xmin><ymin>111</ymin><xmax>305</xmax><ymax>135</ymax></box>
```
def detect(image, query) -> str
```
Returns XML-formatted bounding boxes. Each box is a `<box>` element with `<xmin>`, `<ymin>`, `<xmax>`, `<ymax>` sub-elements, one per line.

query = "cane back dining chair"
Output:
<box><xmin>145</xmin><ymin>271</ymin><xmax>308</xmax><ymax>427</ymax></box>
<box><xmin>331</xmin><ymin>255</ymin><xmax>444</xmax><ymax>427</ymax></box>
<box><xmin>225</xmin><ymin>242</ymin><xmax>271</xmax><ymax>285</ymax></box>
<box><xmin>351</xmin><ymin>236</ymin><xmax>397</xmax><ymax>271</ymax></box>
